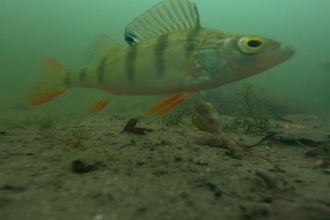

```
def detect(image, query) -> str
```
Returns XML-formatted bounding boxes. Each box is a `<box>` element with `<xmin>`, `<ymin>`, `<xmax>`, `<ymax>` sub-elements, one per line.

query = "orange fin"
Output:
<box><xmin>25</xmin><ymin>58</ymin><xmax>68</xmax><ymax>106</ymax></box>
<box><xmin>88</xmin><ymin>99</ymin><xmax>112</xmax><ymax>114</ymax></box>
<box><xmin>147</xmin><ymin>93</ymin><xmax>192</xmax><ymax>116</ymax></box>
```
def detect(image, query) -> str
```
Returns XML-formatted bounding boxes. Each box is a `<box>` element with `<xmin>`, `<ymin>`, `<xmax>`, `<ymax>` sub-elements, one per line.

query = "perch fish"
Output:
<box><xmin>25</xmin><ymin>0</ymin><xmax>295</xmax><ymax>115</ymax></box>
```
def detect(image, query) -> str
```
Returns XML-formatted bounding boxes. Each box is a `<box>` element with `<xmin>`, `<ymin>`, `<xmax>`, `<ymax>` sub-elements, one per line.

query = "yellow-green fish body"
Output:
<box><xmin>26</xmin><ymin>0</ymin><xmax>295</xmax><ymax>115</ymax></box>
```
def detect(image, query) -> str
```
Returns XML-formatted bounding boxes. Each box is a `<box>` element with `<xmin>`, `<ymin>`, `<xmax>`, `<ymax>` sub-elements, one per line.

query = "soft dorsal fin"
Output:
<box><xmin>85</xmin><ymin>33</ymin><xmax>123</xmax><ymax>65</ymax></box>
<box><xmin>125</xmin><ymin>0</ymin><xmax>200</xmax><ymax>45</ymax></box>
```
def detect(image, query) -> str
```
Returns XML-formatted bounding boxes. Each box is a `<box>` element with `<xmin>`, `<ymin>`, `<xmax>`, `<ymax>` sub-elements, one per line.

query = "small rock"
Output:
<box><xmin>174</xmin><ymin>155</ymin><xmax>182</xmax><ymax>162</ymax></box>
<box><xmin>71</xmin><ymin>159</ymin><xmax>100</xmax><ymax>174</ymax></box>
<box><xmin>137</xmin><ymin>160</ymin><xmax>145</xmax><ymax>166</ymax></box>
<box><xmin>93</xmin><ymin>214</ymin><xmax>104</xmax><ymax>220</ymax></box>
<box><xmin>193</xmin><ymin>135</ymin><xmax>228</xmax><ymax>149</ymax></box>
<box><xmin>321</xmin><ymin>169</ymin><xmax>330</xmax><ymax>175</ymax></box>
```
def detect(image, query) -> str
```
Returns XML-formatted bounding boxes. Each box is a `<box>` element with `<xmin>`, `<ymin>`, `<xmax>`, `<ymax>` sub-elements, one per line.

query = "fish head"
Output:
<box><xmin>195</xmin><ymin>33</ymin><xmax>295</xmax><ymax>84</ymax></box>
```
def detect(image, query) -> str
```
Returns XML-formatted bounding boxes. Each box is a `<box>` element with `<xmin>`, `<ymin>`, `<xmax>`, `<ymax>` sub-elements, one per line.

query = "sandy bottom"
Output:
<box><xmin>1</xmin><ymin>108</ymin><xmax>330</xmax><ymax>220</ymax></box>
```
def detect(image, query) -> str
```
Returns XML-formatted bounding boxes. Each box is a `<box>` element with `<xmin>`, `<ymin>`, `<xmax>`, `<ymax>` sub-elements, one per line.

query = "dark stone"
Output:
<box><xmin>71</xmin><ymin>159</ymin><xmax>99</xmax><ymax>174</ymax></box>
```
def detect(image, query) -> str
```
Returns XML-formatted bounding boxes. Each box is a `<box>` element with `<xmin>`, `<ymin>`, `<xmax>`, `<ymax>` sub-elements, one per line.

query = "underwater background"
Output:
<box><xmin>1</xmin><ymin>0</ymin><xmax>330</xmax><ymax>112</ymax></box>
<box><xmin>2</xmin><ymin>1</ymin><xmax>330</xmax><ymax>219</ymax></box>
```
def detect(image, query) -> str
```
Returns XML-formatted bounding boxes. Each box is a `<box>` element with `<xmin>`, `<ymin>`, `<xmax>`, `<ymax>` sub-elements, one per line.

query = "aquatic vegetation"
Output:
<box><xmin>58</xmin><ymin>130</ymin><xmax>84</xmax><ymax>147</ymax></box>
<box><xmin>69</xmin><ymin>131</ymin><xmax>84</xmax><ymax>147</ymax></box>
<box><xmin>161</xmin><ymin>108</ymin><xmax>195</xmax><ymax>127</ymax></box>
<box><xmin>223</xmin><ymin>147</ymin><xmax>238</xmax><ymax>159</ymax></box>
<box><xmin>229</xmin><ymin>83</ymin><xmax>271</xmax><ymax>134</ymax></box>
<box><xmin>242</xmin><ymin>83</ymin><xmax>271</xmax><ymax>133</ymax></box>
<box><xmin>191</xmin><ymin>99</ymin><xmax>272</xmax><ymax>163</ymax></box>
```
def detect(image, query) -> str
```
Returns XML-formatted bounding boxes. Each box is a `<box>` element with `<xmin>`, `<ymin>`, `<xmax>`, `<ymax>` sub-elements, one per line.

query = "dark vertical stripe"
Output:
<box><xmin>97</xmin><ymin>58</ymin><xmax>106</xmax><ymax>83</ymax></box>
<box><xmin>155</xmin><ymin>34</ymin><xmax>169</xmax><ymax>76</ymax></box>
<box><xmin>185</xmin><ymin>27</ymin><xmax>201</xmax><ymax>57</ymax></box>
<box><xmin>64</xmin><ymin>71</ymin><xmax>70</xmax><ymax>86</ymax></box>
<box><xmin>125</xmin><ymin>46</ymin><xmax>137</xmax><ymax>81</ymax></box>
<box><xmin>79</xmin><ymin>68</ymin><xmax>87</xmax><ymax>82</ymax></box>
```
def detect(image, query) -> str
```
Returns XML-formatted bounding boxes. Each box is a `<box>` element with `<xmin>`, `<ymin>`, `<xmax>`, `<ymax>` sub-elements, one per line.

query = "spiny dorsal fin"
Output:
<box><xmin>125</xmin><ymin>0</ymin><xmax>200</xmax><ymax>45</ymax></box>
<box><xmin>85</xmin><ymin>33</ymin><xmax>123</xmax><ymax>65</ymax></box>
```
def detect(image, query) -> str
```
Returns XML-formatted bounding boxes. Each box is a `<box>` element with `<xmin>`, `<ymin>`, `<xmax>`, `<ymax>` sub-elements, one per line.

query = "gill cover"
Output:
<box><xmin>238</xmin><ymin>36</ymin><xmax>264</xmax><ymax>54</ymax></box>
<box><xmin>197</xmin><ymin>48</ymin><xmax>222</xmax><ymax>74</ymax></box>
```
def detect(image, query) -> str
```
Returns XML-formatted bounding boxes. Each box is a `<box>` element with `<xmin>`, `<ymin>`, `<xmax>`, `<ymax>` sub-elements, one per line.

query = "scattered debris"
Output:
<box><xmin>271</xmin><ymin>126</ymin><xmax>329</xmax><ymax>147</ymax></box>
<box><xmin>120</xmin><ymin>139</ymin><xmax>136</xmax><ymax>148</ymax></box>
<box><xmin>122</xmin><ymin>118</ymin><xmax>146</xmax><ymax>134</ymax></box>
<box><xmin>321</xmin><ymin>169</ymin><xmax>330</xmax><ymax>174</ymax></box>
<box><xmin>103</xmin><ymin>149</ymin><xmax>113</xmax><ymax>161</ymax></box>
<box><xmin>193</xmin><ymin>135</ymin><xmax>228</xmax><ymax>149</ymax></box>
<box><xmin>223</xmin><ymin>147</ymin><xmax>241</xmax><ymax>159</ymax></box>
<box><xmin>191</xmin><ymin>99</ymin><xmax>273</xmax><ymax>163</ymax></box>
<box><xmin>255</xmin><ymin>170</ymin><xmax>278</xmax><ymax>190</ymax></box>
<box><xmin>250</xmin><ymin>126</ymin><xmax>330</xmax><ymax>149</ymax></box>
<box><xmin>71</xmin><ymin>159</ymin><xmax>101</xmax><ymax>174</ymax></box>
<box><xmin>1</xmin><ymin>184</ymin><xmax>25</xmax><ymax>192</ymax></box>
<box><xmin>191</xmin><ymin>100</ymin><xmax>219</xmax><ymax>134</ymax></box>
<box><xmin>59</xmin><ymin>130</ymin><xmax>84</xmax><ymax>147</ymax></box>
<box><xmin>314</xmin><ymin>159</ymin><xmax>330</xmax><ymax>167</ymax></box>
<box><xmin>306</xmin><ymin>148</ymin><xmax>328</xmax><ymax>156</ymax></box>
<box><xmin>246</xmin><ymin>131</ymin><xmax>278</xmax><ymax>148</ymax></box>
<box><xmin>191</xmin><ymin>117</ymin><xmax>217</xmax><ymax>134</ymax></box>
<box><xmin>195</xmin><ymin>99</ymin><xmax>220</xmax><ymax>121</ymax></box>
<box><xmin>160</xmin><ymin>140</ymin><xmax>172</xmax><ymax>146</ymax></box>
<box><xmin>270</xmin><ymin>110</ymin><xmax>293</xmax><ymax>123</ymax></box>
<box><xmin>71</xmin><ymin>130</ymin><xmax>84</xmax><ymax>147</ymax></box>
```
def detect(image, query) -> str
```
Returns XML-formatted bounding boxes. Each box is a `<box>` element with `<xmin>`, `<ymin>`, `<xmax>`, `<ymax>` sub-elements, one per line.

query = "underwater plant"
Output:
<box><xmin>223</xmin><ymin>146</ymin><xmax>238</xmax><ymax>158</ymax></box>
<box><xmin>230</xmin><ymin>83</ymin><xmax>271</xmax><ymax>134</ymax></box>
<box><xmin>161</xmin><ymin>108</ymin><xmax>195</xmax><ymax>127</ymax></box>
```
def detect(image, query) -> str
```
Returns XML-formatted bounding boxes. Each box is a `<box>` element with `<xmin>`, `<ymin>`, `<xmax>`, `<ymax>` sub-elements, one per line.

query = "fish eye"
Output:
<box><xmin>238</xmin><ymin>36</ymin><xmax>264</xmax><ymax>53</ymax></box>
<box><xmin>247</xmin><ymin>39</ymin><xmax>262</xmax><ymax>48</ymax></box>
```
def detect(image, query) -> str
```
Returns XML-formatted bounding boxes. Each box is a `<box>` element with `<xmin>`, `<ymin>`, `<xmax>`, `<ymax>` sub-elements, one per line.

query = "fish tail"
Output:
<box><xmin>25</xmin><ymin>58</ymin><xmax>69</xmax><ymax>106</ymax></box>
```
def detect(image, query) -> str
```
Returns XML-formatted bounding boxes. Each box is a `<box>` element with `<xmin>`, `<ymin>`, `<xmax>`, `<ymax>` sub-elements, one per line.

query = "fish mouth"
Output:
<box><xmin>249</xmin><ymin>44</ymin><xmax>295</xmax><ymax>74</ymax></box>
<box><xmin>279</xmin><ymin>45</ymin><xmax>295</xmax><ymax>61</ymax></box>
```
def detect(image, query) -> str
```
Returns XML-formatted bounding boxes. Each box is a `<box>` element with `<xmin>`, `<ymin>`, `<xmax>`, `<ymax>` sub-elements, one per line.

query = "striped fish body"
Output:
<box><xmin>25</xmin><ymin>0</ymin><xmax>295</xmax><ymax>115</ymax></box>
<box><xmin>72</xmin><ymin>29</ymin><xmax>227</xmax><ymax>95</ymax></box>
<box><xmin>71</xmin><ymin>28</ymin><xmax>293</xmax><ymax>95</ymax></box>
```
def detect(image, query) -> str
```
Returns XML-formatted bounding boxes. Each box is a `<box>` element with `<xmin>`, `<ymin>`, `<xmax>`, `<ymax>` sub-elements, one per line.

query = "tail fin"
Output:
<box><xmin>25</xmin><ymin>58</ymin><xmax>68</xmax><ymax>106</ymax></box>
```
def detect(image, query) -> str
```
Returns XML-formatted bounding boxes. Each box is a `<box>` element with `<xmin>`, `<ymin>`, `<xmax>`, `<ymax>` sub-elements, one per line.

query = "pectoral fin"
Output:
<box><xmin>87</xmin><ymin>94</ymin><xmax>118</xmax><ymax>114</ymax></box>
<box><xmin>147</xmin><ymin>93</ymin><xmax>192</xmax><ymax>116</ymax></box>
